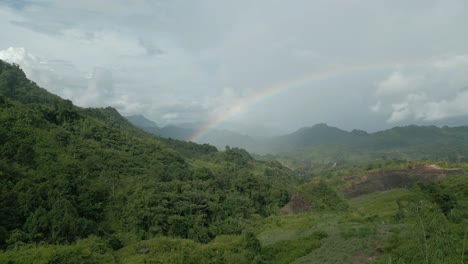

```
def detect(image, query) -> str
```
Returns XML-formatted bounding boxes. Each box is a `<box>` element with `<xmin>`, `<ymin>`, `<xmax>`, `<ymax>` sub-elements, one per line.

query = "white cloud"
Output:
<box><xmin>387</xmin><ymin>93</ymin><xmax>426</xmax><ymax>123</ymax></box>
<box><xmin>0</xmin><ymin>47</ymin><xmax>84</xmax><ymax>96</ymax></box>
<box><xmin>0</xmin><ymin>47</ymin><xmax>132</xmax><ymax>110</ymax></box>
<box><xmin>388</xmin><ymin>102</ymin><xmax>410</xmax><ymax>123</ymax></box>
<box><xmin>0</xmin><ymin>47</ymin><xmax>34</xmax><ymax>63</ymax></box>
<box><xmin>374</xmin><ymin>54</ymin><xmax>468</xmax><ymax>123</ymax></box>
<box><xmin>376</xmin><ymin>72</ymin><xmax>415</xmax><ymax>96</ymax></box>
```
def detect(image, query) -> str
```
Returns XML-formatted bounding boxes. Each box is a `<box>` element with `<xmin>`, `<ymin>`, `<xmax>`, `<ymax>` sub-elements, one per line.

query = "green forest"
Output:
<box><xmin>0</xmin><ymin>60</ymin><xmax>467</xmax><ymax>263</ymax></box>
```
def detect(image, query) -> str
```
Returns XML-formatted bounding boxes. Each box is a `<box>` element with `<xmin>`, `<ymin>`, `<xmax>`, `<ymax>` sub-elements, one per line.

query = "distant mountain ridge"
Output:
<box><xmin>270</xmin><ymin>123</ymin><xmax>468</xmax><ymax>149</ymax></box>
<box><xmin>125</xmin><ymin>114</ymin><xmax>158</xmax><ymax>128</ymax></box>
<box><xmin>271</xmin><ymin>123</ymin><xmax>356</xmax><ymax>149</ymax></box>
<box><xmin>126</xmin><ymin>116</ymin><xmax>468</xmax><ymax>161</ymax></box>
<box><xmin>125</xmin><ymin>115</ymin><xmax>259</xmax><ymax>150</ymax></box>
<box><xmin>268</xmin><ymin>123</ymin><xmax>468</xmax><ymax>163</ymax></box>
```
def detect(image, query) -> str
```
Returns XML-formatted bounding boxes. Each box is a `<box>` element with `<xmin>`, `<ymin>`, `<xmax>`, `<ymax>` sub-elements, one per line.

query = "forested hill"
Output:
<box><xmin>0</xmin><ymin>60</ymin><xmax>295</xmax><ymax>258</ymax></box>
<box><xmin>263</xmin><ymin>123</ymin><xmax>468</xmax><ymax>163</ymax></box>
<box><xmin>125</xmin><ymin>114</ymin><xmax>260</xmax><ymax>151</ymax></box>
<box><xmin>126</xmin><ymin>113</ymin><xmax>468</xmax><ymax>162</ymax></box>
<box><xmin>271</xmin><ymin>123</ymin><xmax>468</xmax><ymax>150</ymax></box>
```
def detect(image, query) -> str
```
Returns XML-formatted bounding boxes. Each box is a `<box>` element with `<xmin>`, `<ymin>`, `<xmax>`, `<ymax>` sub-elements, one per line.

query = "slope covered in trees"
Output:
<box><xmin>0</xmin><ymin>60</ymin><xmax>296</xmax><ymax>262</ymax></box>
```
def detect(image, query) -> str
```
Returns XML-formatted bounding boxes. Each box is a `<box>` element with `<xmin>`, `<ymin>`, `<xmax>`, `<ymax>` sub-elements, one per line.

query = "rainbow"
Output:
<box><xmin>189</xmin><ymin>59</ymin><xmax>427</xmax><ymax>142</ymax></box>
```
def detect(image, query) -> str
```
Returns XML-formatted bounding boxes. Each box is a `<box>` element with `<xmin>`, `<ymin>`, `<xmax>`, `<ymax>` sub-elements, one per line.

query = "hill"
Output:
<box><xmin>0</xmin><ymin>60</ymin><xmax>297</xmax><ymax>262</ymax></box>
<box><xmin>127</xmin><ymin>116</ymin><xmax>468</xmax><ymax>165</ymax></box>
<box><xmin>251</xmin><ymin>162</ymin><xmax>468</xmax><ymax>264</ymax></box>
<box><xmin>126</xmin><ymin>115</ymin><xmax>259</xmax><ymax>150</ymax></box>
<box><xmin>261</xmin><ymin>123</ymin><xmax>468</xmax><ymax>171</ymax></box>
<box><xmin>125</xmin><ymin>114</ymin><xmax>159</xmax><ymax>128</ymax></box>
<box><xmin>272</xmin><ymin>123</ymin><xmax>357</xmax><ymax>149</ymax></box>
<box><xmin>269</xmin><ymin>123</ymin><xmax>468</xmax><ymax>152</ymax></box>
<box><xmin>1</xmin><ymin>60</ymin><xmax>467</xmax><ymax>263</ymax></box>
<box><xmin>340</xmin><ymin>164</ymin><xmax>464</xmax><ymax>198</ymax></box>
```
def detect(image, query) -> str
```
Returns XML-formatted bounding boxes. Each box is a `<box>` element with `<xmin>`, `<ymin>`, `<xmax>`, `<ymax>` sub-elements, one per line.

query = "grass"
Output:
<box><xmin>348</xmin><ymin>188</ymin><xmax>420</xmax><ymax>219</ymax></box>
<box><xmin>292</xmin><ymin>233</ymin><xmax>383</xmax><ymax>264</ymax></box>
<box><xmin>250</xmin><ymin>184</ymin><xmax>437</xmax><ymax>263</ymax></box>
<box><xmin>251</xmin><ymin>210</ymin><xmax>391</xmax><ymax>263</ymax></box>
<box><xmin>116</xmin><ymin>237</ymin><xmax>197</xmax><ymax>264</ymax></box>
<box><xmin>263</xmin><ymin>234</ymin><xmax>321</xmax><ymax>264</ymax></box>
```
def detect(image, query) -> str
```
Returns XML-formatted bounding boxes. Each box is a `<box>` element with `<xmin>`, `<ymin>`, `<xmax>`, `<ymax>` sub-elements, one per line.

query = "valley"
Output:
<box><xmin>0</xmin><ymin>60</ymin><xmax>467</xmax><ymax>263</ymax></box>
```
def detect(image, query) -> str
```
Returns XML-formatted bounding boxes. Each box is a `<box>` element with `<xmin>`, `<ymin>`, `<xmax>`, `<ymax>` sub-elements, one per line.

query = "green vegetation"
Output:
<box><xmin>349</xmin><ymin>189</ymin><xmax>417</xmax><ymax>218</ymax></box>
<box><xmin>0</xmin><ymin>236</ymin><xmax>116</xmax><ymax>264</ymax></box>
<box><xmin>0</xmin><ymin>60</ymin><xmax>467</xmax><ymax>263</ymax></box>
<box><xmin>262</xmin><ymin>233</ymin><xmax>322</xmax><ymax>264</ymax></box>
<box><xmin>258</xmin><ymin>123</ymin><xmax>468</xmax><ymax>173</ymax></box>
<box><xmin>0</xmin><ymin>60</ymin><xmax>294</xmax><ymax>262</ymax></box>
<box><xmin>295</xmin><ymin>179</ymin><xmax>349</xmax><ymax>212</ymax></box>
<box><xmin>115</xmin><ymin>232</ymin><xmax>263</xmax><ymax>264</ymax></box>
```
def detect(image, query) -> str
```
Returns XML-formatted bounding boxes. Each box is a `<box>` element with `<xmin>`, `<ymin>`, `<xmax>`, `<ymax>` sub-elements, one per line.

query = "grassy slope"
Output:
<box><xmin>350</xmin><ymin>189</ymin><xmax>417</xmax><ymax>218</ymax></box>
<box><xmin>247</xmin><ymin>166</ymin><xmax>467</xmax><ymax>264</ymax></box>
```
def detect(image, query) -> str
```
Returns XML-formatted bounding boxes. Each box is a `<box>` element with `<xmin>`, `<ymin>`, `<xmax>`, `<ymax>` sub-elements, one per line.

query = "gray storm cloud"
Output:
<box><xmin>1</xmin><ymin>0</ymin><xmax>468</xmax><ymax>134</ymax></box>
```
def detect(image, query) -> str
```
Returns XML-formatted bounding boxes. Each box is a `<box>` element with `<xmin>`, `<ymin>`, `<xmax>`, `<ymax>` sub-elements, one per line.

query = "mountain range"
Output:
<box><xmin>125</xmin><ymin>114</ymin><xmax>260</xmax><ymax>150</ymax></box>
<box><xmin>0</xmin><ymin>59</ymin><xmax>296</xmax><ymax>261</ymax></box>
<box><xmin>1</xmin><ymin>59</ymin><xmax>467</xmax><ymax>263</ymax></box>
<box><xmin>126</xmin><ymin>115</ymin><xmax>468</xmax><ymax>162</ymax></box>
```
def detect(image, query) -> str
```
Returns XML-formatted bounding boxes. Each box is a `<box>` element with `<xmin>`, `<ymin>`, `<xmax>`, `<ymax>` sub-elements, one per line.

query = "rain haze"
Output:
<box><xmin>1</xmin><ymin>0</ymin><xmax>468</xmax><ymax>138</ymax></box>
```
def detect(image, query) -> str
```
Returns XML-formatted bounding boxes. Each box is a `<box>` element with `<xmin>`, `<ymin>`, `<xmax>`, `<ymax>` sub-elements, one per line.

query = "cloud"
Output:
<box><xmin>1</xmin><ymin>1</ymin><xmax>468</xmax><ymax>134</ymax></box>
<box><xmin>0</xmin><ymin>47</ymin><xmax>83</xmax><ymax>96</ymax></box>
<box><xmin>0</xmin><ymin>46</ymin><xmax>35</xmax><ymax>63</ymax></box>
<box><xmin>76</xmin><ymin>67</ymin><xmax>114</xmax><ymax>107</ymax></box>
<box><xmin>387</xmin><ymin>93</ymin><xmax>426</xmax><ymax>123</ymax></box>
<box><xmin>370</xmin><ymin>101</ymin><xmax>382</xmax><ymax>112</ymax></box>
<box><xmin>374</xmin><ymin>54</ymin><xmax>468</xmax><ymax>123</ymax></box>
<box><xmin>0</xmin><ymin>47</ymin><xmax>129</xmax><ymax>110</ymax></box>
<box><xmin>433</xmin><ymin>54</ymin><xmax>468</xmax><ymax>69</ymax></box>
<box><xmin>10</xmin><ymin>19</ymin><xmax>68</xmax><ymax>36</ymax></box>
<box><xmin>138</xmin><ymin>38</ymin><xmax>164</xmax><ymax>56</ymax></box>
<box><xmin>376</xmin><ymin>72</ymin><xmax>415</xmax><ymax>96</ymax></box>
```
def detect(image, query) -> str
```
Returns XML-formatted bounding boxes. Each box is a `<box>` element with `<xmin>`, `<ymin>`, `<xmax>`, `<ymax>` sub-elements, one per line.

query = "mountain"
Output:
<box><xmin>125</xmin><ymin>114</ymin><xmax>159</xmax><ymax>128</ymax></box>
<box><xmin>125</xmin><ymin>115</ymin><xmax>260</xmax><ymax>150</ymax></box>
<box><xmin>269</xmin><ymin>123</ymin><xmax>468</xmax><ymax>150</ymax></box>
<box><xmin>262</xmin><ymin>123</ymin><xmax>468</xmax><ymax>164</ymax></box>
<box><xmin>158</xmin><ymin>125</ymin><xmax>194</xmax><ymax>140</ymax></box>
<box><xmin>270</xmin><ymin>123</ymin><xmax>358</xmax><ymax>149</ymax></box>
<box><xmin>0</xmin><ymin>60</ymin><xmax>298</xmax><ymax>262</ymax></box>
<box><xmin>125</xmin><ymin>119</ymin><xmax>194</xmax><ymax>141</ymax></box>
<box><xmin>126</xmin><ymin>116</ymin><xmax>468</xmax><ymax>163</ymax></box>
<box><xmin>1</xmin><ymin>60</ymin><xmax>467</xmax><ymax>263</ymax></box>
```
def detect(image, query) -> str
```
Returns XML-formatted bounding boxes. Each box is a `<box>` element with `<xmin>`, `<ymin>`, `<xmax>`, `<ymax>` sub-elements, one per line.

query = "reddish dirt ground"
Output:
<box><xmin>280</xmin><ymin>193</ymin><xmax>312</xmax><ymax>215</ymax></box>
<box><xmin>340</xmin><ymin>164</ymin><xmax>463</xmax><ymax>198</ymax></box>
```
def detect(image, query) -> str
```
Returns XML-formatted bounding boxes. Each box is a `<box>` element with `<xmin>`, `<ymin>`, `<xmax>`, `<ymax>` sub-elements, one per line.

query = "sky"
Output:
<box><xmin>0</xmin><ymin>0</ymin><xmax>467</xmax><ymax>137</ymax></box>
